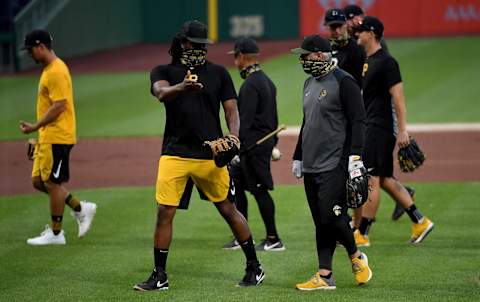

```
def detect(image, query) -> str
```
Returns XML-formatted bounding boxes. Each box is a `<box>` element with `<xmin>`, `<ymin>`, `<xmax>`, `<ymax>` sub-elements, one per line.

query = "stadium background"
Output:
<box><xmin>1</xmin><ymin>0</ymin><xmax>480</xmax><ymax>301</ymax></box>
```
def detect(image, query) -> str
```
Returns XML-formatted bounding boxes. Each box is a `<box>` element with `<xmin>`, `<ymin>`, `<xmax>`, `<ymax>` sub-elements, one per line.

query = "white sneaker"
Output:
<box><xmin>27</xmin><ymin>225</ymin><xmax>66</xmax><ymax>245</ymax></box>
<box><xmin>72</xmin><ymin>201</ymin><xmax>97</xmax><ymax>238</ymax></box>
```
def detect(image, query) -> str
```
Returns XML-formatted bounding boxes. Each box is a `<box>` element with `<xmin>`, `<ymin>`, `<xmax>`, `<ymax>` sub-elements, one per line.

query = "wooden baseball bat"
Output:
<box><xmin>241</xmin><ymin>124</ymin><xmax>286</xmax><ymax>154</ymax></box>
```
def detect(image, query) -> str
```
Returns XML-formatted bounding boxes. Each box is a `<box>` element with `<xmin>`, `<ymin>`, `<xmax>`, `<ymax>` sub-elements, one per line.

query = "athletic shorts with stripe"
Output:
<box><xmin>155</xmin><ymin>155</ymin><xmax>230</xmax><ymax>206</ymax></box>
<box><xmin>32</xmin><ymin>144</ymin><xmax>73</xmax><ymax>184</ymax></box>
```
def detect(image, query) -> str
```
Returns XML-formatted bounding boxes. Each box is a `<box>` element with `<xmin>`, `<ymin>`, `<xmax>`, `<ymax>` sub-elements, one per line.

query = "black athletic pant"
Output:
<box><xmin>235</xmin><ymin>185</ymin><xmax>279</xmax><ymax>239</ymax></box>
<box><xmin>303</xmin><ymin>165</ymin><xmax>357</xmax><ymax>271</ymax></box>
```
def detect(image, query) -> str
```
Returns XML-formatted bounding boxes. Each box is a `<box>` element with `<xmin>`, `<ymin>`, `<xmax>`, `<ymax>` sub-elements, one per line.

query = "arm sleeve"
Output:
<box><xmin>150</xmin><ymin>65</ymin><xmax>168</xmax><ymax>96</ymax></box>
<box><xmin>238</xmin><ymin>82</ymin><xmax>259</xmax><ymax>139</ymax></box>
<box><xmin>293</xmin><ymin>118</ymin><xmax>304</xmax><ymax>160</ymax></box>
<box><xmin>339</xmin><ymin>76</ymin><xmax>366</xmax><ymax>156</ymax></box>
<box><xmin>47</xmin><ymin>72</ymin><xmax>69</xmax><ymax>101</ymax></box>
<box><xmin>219</xmin><ymin>66</ymin><xmax>238</xmax><ymax>102</ymax></box>
<box><xmin>384</xmin><ymin>57</ymin><xmax>402</xmax><ymax>90</ymax></box>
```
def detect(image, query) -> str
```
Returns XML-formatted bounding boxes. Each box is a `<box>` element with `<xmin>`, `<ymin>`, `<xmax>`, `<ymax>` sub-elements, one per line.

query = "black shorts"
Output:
<box><xmin>303</xmin><ymin>163</ymin><xmax>348</xmax><ymax>224</ymax></box>
<box><xmin>364</xmin><ymin>126</ymin><xmax>395</xmax><ymax>177</ymax></box>
<box><xmin>234</xmin><ymin>143</ymin><xmax>274</xmax><ymax>194</ymax></box>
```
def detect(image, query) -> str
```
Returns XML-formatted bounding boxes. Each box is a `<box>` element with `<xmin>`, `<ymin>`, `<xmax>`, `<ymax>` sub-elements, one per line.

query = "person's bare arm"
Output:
<box><xmin>152</xmin><ymin>70</ymin><xmax>203</xmax><ymax>102</ymax></box>
<box><xmin>222</xmin><ymin>99</ymin><xmax>240</xmax><ymax>137</ymax></box>
<box><xmin>390</xmin><ymin>82</ymin><xmax>410</xmax><ymax>148</ymax></box>
<box><xmin>19</xmin><ymin>100</ymin><xmax>66</xmax><ymax>134</ymax></box>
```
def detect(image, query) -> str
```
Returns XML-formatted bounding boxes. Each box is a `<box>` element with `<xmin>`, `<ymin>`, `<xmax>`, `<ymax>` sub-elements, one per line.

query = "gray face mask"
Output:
<box><xmin>300</xmin><ymin>56</ymin><xmax>337</xmax><ymax>78</ymax></box>
<box><xmin>180</xmin><ymin>48</ymin><xmax>207</xmax><ymax>68</ymax></box>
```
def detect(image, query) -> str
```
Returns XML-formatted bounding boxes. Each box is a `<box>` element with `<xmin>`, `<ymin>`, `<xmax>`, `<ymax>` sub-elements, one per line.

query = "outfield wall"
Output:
<box><xmin>300</xmin><ymin>0</ymin><xmax>480</xmax><ymax>37</ymax></box>
<box><xmin>10</xmin><ymin>0</ymin><xmax>480</xmax><ymax>71</ymax></box>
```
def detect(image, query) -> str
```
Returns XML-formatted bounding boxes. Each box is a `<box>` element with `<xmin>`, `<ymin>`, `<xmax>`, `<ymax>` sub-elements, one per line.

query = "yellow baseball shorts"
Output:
<box><xmin>155</xmin><ymin>155</ymin><xmax>230</xmax><ymax>206</ymax></box>
<box><xmin>32</xmin><ymin>143</ymin><xmax>72</xmax><ymax>183</ymax></box>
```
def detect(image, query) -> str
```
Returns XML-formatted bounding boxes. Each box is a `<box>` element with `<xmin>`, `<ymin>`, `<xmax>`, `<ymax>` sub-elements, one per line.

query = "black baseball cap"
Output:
<box><xmin>22</xmin><ymin>29</ymin><xmax>53</xmax><ymax>50</ymax></box>
<box><xmin>228</xmin><ymin>37</ymin><xmax>259</xmax><ymax>55</ymax></box>
<box><xmin>180</xmin><ymin>20</ymin><xmax>213</xmax><ymax>44</ymax></box>
<box><xmin>356</xmin><ymin>16</ymin><xmax>384</xmax><ymax>37</ymax></box>
<box><xmin>344</xmin><ymin>4</ymin><xmax>364</xmax><ymax>19</ymax></box>
<box><xmin>324</xmin><ymin>8</ymin><xmax>346</xmax><ymax>26</ymax></box>
<box><xmin>291</xmin><ymin>35</ymin><xmax>331</xmax><ymax>54</ymax></box>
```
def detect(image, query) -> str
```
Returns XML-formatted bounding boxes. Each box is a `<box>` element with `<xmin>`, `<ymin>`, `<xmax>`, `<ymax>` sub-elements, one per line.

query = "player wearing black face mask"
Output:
<box><xmin>222</xmin><ymin>37</ymin><xmax>284</xmax><ymax>252</ymax></box>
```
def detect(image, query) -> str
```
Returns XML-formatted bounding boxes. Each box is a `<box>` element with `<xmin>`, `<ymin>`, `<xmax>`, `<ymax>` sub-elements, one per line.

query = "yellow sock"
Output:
<box><xmin>65</xmin><ymin>194</ymin><xmax>81</xmax><ymax>212</ymax></box>
<box><xmin>51</xmin><ymin>215</ymin><xmax>63</xmax><ymax>235</ymax></box>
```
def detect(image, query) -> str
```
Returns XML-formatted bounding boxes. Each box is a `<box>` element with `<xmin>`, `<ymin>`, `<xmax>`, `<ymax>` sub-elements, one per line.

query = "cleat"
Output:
<box><xmin>351</xmin><ymin>252</ymin><xmax>372</xmax><ymax>285</ymax></box>
<box><xmin>255</xmin><ymin>238</ymin><xmax>286</xmax><ymax>252</ymax></box>
<box><xmin>223</xmin><ymin>238</ymin><xmax>241</xmax><ymax>250</ymax></box>
<box><xmin>27</xmin><ymin>225</ymin><xmax>66</xmax><ymax>246</ymax></box>
<box><xmin>72</xmin><ymin>201</ymin><xmax>97</xmax><ymax>237</ymax></box>
<box><xmin>133</xmin><ymin>268</ymin><xmax>169</xmax><ymax>291</ymax></box>
<box><xmin>354</xmin><ymin>230</ymin><xmax>370</xmax><ymax>247</ymax></box>
<box><xmin>392</xmin><ymin>186</ymin><xmax>415</xmax><ymax>221</ymax></box>
<box><xmin>295</xmin><ymin>272</ymin><xmax>336</xmax><ymax>290</ymax></box>
<box><xmin>410</xmin><ymin>217</ymin><xmax>434</xmax><ymax>244</ymax></box>
<box><xmin>237</xmin><ymin>260</ymin><xmax>265</xmax><ymax>287</ymax></box>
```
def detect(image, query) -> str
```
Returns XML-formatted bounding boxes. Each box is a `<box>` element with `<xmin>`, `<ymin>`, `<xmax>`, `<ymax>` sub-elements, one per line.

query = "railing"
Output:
<box><xmin>13</xmin><ymin>0</ymin><xmax>70</xmax><ymax>71</ymax></box>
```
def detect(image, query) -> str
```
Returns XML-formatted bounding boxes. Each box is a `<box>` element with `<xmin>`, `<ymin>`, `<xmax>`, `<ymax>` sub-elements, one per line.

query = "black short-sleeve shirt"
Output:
<box><xmin>150</xmin><ymin>62</ymin><xmax>237</xmax><ymax>158</ymax></box>
<box><xmin>362</xmin><ymin>48</ymin><xmax>402</xmax><ymax>132</ymax></box>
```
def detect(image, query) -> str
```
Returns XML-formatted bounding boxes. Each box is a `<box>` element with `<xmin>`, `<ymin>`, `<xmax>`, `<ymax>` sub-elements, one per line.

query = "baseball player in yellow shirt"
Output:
<box><xmin>19</xmin><ymin>29</ymin><xmax>96</xmax><ymax>245</ymax></box>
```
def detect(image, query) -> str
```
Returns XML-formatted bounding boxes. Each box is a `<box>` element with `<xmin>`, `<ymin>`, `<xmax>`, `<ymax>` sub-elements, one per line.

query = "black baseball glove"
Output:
<box><xmin>398</xmin><ymin>138</ymin><xmax>425</xmax><ymax>173</ymax></box>
<box><xmin>204</xmin><ymin>134</ymin><xmax>240</xmax><ymax>167</ymax></box>
<box><xmin>27</xmin><ymin>138</ymin><xmax>37</xmax><ymax>161</ymax></box>
<box><xmin>346</xmin><ymin>156</ymin><xmax>369</xmax><ymax>208</ymax></box>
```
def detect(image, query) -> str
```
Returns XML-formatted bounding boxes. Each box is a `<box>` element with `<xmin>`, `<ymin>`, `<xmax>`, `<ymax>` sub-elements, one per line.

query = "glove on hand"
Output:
<box><xmin>292</xmin><ymin>160</ymin><xmax>303</xmax><ymax>179</ymax></box>
<box><xmin>27</xmin><ymin>138</ymin><xmax>37</xmax><ymax>161</ymax></box>
<box><xmin>398</xmin><ymin>138</ymin><xmax>425</xmax><ymax>173</ymax></box>
<box><xmin>204</xmin><ymin>134</ymin><xmax>240</xmax><ymax>167</ymax></box>
<box><xmin>346</xmin><ymin>155</ymin><xmax>369</xmax><ymax>208</ymax></box>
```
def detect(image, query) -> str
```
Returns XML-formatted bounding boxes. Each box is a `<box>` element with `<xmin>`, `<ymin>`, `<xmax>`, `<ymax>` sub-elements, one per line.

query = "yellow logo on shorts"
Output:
<box><xmin>320</xmin><ymin>89</ymin><xmax>327</xmax><ymax>97</ymax></box>
<box><xmin>362</xmin><ymin>63</ymin><xmax>369</xmax><ymax>77</ymax></box>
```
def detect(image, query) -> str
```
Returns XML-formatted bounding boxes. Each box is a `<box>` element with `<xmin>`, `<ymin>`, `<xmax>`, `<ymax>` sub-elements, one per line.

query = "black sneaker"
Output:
<box><xmin>133</xmin><ymin>268</ymin><xmax>169</xmax><ymax>291</ymax></box>
<box><xmin>391</xmin><ymin>186</ymin><xmax>416</xmax><ymax>221</ymax></box>
<box><xmin>237</xmin><ymin>261</ymin><xmax>265</xmax><ymax>287</ymax></box>
<box><xmin>255</xmin><ymin>238</ymin><xmax>286</xmax><ymax>251</ymax></box>
<box><xmin>223</xmin><ymin>238</ymin><xmax>240</xmax><ymax>250</ymax></box>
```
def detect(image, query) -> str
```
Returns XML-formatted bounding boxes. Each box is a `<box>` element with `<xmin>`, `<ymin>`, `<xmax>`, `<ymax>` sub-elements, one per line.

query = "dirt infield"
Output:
<box><xmin>1</xmin><ymin>130</ymin><xmax>479</xmax><ymax>196</ymax></box>
<box><xmin>3</xmin><ymin>41</ymin><xmax>479</xmax><ymax>196</ymax></box>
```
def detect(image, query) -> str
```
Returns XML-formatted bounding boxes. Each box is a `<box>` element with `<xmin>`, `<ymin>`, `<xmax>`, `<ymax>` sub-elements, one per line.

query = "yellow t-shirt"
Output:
<box><xmin>37</xmin><ymin>58</ymin><xmax>76</xmax><ymax>144</ymax></box>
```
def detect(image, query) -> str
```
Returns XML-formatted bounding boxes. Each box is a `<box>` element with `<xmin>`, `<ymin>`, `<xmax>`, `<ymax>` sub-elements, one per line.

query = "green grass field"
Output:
<box><xmin>1</xmin><ymin>183</ymin><xmax>479</xmax><ymax>301</ymax></box>
<box><xmin>1</xmin><ymin>36</ymin><xmax>480</xmax><ymax>141</ymax></box>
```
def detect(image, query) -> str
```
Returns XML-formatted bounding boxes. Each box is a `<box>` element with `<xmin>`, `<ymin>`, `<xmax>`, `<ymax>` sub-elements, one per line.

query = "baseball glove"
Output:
<box><xmin>27</xmin><ymin>138</ymin><xmax>37</xmax><ymax>161</ymax></box>
<box><xmin>346</xmin><ymin>167</ymin><xmax>369</xmax><ymax>208</ymax></box>
<box><xmin>398</xmin><ymin>138</ymin><xmax>425</xmax><ymax>173</ymax></box>
<box><xmin>204</xmin><ymin>134</ymin><xmax>240</xmax><ymax>167</ymax></box>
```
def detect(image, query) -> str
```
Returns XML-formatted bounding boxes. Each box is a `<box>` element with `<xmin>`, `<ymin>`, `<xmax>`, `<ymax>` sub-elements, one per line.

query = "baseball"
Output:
<box><xmin>271</xmin><ymin>147</ymin><xmax>282</xmax><ymax>161</ymax></box>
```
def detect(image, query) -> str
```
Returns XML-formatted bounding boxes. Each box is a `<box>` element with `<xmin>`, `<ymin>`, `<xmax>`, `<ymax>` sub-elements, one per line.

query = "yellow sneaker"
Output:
<box><xmin>351</xmin><ymin>252</ymin><xmax>372</xmax><ymax>285</ymax></box>
<box><xmin>295</xmin><ymin>272</ymin><xmax>336</xmax><ymax>290</ymax></box>
<box><xmin>354</xmin><ymin>230</ymin><xmax>370</xmax><ymax>247</ymax></box>
<box><xmin>411</xmin><ymin>217</ymin><xmax>434</xmax><ymax>244</ymax></box>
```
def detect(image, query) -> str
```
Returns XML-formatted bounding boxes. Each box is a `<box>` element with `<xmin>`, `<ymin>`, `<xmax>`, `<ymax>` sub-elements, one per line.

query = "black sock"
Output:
<box><xmin>358</xmin><ymin>217</ymin><xmax>374</xmax><ymax>236</ymax></box>
<box><xmin>239</xmin><ymin>236</ymin><xmax>258</xmax><ymax>263</ymax></box>
<box><xmin>154</xmin><ymin>248</ymin><xmax>168</xmax><ymax>271</ymax></box>
<box><xmin>254</xmin><ymin>190</ymin><xmax>279</xmax><ymax>239</ymax></box>
<box><xmin>320</xmin><ymin>272</ymin><xmax>332</xmax><ymax>279</ymax></box>
<box><xmin>405</xmin><ymin>204</ymin><xmax>424</xmax><ymax>223</ymax></box>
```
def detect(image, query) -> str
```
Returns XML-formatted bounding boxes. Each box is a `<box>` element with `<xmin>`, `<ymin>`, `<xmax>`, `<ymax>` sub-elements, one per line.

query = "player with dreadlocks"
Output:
<box><xmin>133</xmin><ymin>20</ymin><xmax>265</xmax><ymax>291</ymax></box>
